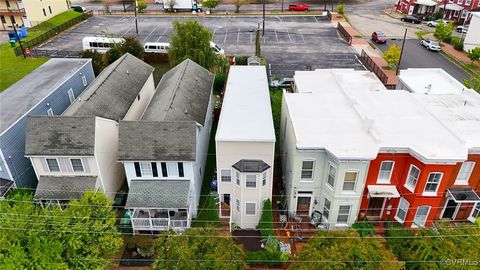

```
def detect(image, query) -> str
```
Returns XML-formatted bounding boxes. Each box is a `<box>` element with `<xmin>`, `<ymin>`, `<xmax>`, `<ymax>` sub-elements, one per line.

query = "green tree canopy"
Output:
<box><xmin>153</xmin><ymin>229</ymin><xmax>246</xmax><ymax>270</ymax></box>
<box><xmin>81</xmin><ymin>49</ymin><xmax>105</xmax><ymax>76</ymax></box>
<box><xmin>137</xmin><ymin>0</ymin><xmax>148</xmax><ymax>12</ymax></box>
<box><xmin>107</xmin><ymin>36</ymin><xmax>144</xmax><ymax>64</ymax></box>
<box><xmin>168</xmin><ymin>20</ymin><xmax>217</xmax><ymax>69</ymax></box>
<box><xmin>435</xmin><ymin>20</ymin><xmax>454</xmax><ymax>42</ymax></box>
<box><xmin>466</xmin><ymin>47</ymin><xmax>480</xmax><ymax>64</ymax></box>
<box><xmin>382</xmin><ymin>43</ymin><xmax>401</xmax><ymax>69</ymax></box>
<box><xmin>203</xmin><ymin>0</ymin><xmax>220</xmax><ymax>11</ymax></box>
<box><xmin>257</xmin><ymin>199</ymin><xmax>274</xmax><ymax>237</ymax></box>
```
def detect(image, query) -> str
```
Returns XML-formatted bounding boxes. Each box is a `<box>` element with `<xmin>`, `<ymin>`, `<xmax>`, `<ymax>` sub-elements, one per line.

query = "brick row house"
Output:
<box><xmin>396</xmin><ymin>0</ymin><xmax>480</xmax><ymax>23</ymax></box>
<box><xmin>281</xmin><ymin>69</ymin><xmax>479</xmax><ymax>229</ymax></box>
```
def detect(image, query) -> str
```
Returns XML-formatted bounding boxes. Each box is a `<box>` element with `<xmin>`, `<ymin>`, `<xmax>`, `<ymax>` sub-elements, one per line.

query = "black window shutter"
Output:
<box><xmin>161</xmin><ymin>162</ymin><xmax>168</xmax><ymax>177</ymax></box>
<box><xmin>152</xmin><ymin>162</ymin><xmax>158</xmax><ymax>177</ymax></box>
<box><xmin>178</xmin><ymin>162</ymin><xmax>184</xmax><ymax>177</ymax></box>
<box><xmin>134</xmin><ymin>162</ymin><xmax>141</xmax><ymax>177</ymax></box>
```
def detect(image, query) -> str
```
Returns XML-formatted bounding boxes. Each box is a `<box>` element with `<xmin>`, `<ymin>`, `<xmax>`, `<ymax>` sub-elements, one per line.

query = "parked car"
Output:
<box><xmin>70</xmin><ymin>4</ymin><xmax>86</xmax><ymax>12</ymax></box>
<box><xmin>371</xmin><ymin>31</ymin><xmax>387</xmax><ymax>43</ymax></box>
<box><xmin>456</xmin><ymin>25</ymin><xmax>469</xmax><ymax>33</ymax></box>
<box><xmin>401</xmin><ymin>15</ymin><xmax>421</xmax><ymax>24</ymax></box>
<box><xmin>421</xmin><ymin>39</ymin><xmax>441</xmax><ymax>51</ymax></box>
<box><xmin>270</xmin><ymin>78</ymin><xmax>294</xmax><ymax>88</ymax></box>
<box><xmin>426</xmin><ymin>19</ymin><xmax>449</xmax><ymax>27</ymax></box>
<box><xmin>288</xmin><ymin>3</ymin><xmax>310</xmax><ymax>11</ymax></box>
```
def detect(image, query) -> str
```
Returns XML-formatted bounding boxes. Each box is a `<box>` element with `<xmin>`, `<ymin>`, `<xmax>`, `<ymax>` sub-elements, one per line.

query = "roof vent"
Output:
<box><xmin>184</xmin><ymin>108</ymin><xmax>188</xmax><ymax>114</ymax></box>
<box><xmin>126</xmin><ymin>70</ymin><xmax>130</xmax><ymax>75</ymax></box>
<box><xmin>195</xmin><ymin>77</ymin><xmax>198</xmax><ymax>81</ymax></box>
<box><xmin>464</xmin><ymin>100</ymin><xmax>467</xmax><ymax>106</ymax></box>
<box><xmin>424</xmin><ymin>84</ymin><xmax>432</xmax><ymax>94</ymax></box>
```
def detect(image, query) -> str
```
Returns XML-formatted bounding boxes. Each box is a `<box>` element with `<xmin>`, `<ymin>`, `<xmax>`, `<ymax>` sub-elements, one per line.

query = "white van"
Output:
<box><xmin>144</xmin><ymin>42</ymin><xmax>170</xmax><ymax>53</ymax></box>
<box><xmin>82</xmin><ymin>36</ymin><xmax>125</xmax><ymax>53</ymax></box>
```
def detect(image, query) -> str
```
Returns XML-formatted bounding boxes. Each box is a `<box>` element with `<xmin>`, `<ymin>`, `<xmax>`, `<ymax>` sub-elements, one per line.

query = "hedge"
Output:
<box><xmin>257</xmin><ymin>199</ymin><xmax>274</xmax><ymax>237</ymax></box>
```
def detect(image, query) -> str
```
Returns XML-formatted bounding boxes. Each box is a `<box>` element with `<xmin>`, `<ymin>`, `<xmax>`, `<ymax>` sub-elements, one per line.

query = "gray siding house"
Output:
<box><xmin>25</xmin><ymin>53</ymin><xmax>155</xmax><ymax>203</ymax></box>
<box><xmin>118</xmin><ymin>59</ymin><xmax>214</xmax><ymax>233</ymax></box>
<box><xmin>0</xmin><ymin>58</ymin><xmax>94</xmax><ymax>189</ymax></box>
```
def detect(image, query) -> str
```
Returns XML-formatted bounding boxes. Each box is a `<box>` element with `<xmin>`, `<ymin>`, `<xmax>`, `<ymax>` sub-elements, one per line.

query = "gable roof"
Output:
<box><xmin>125</xmin><ymin>180</ymin><xmax>190</xmax><ymax>208</ymax></box>
<box><xmin>118</xmin><ymin>121</ymin><xmax>196</xmax><ymax>161</ymax></box>
<box><xmin>141</xmin><ymin>59</ymin><xmax>213</xmax><ymax>125</ymax></box>
<box><xmin>0</xmin><ymin>58</ymin><xmax>91</xmax><ymax>135</ymax></box>
<box><xmin>25</xmin><ymin>116</ymin><xmax>96</xmax><ymax>156</ymax></box>
<box><xmin>64</xmin><ymin>53</ymin><xmax>154</xmax><ymax>121</ymax></box>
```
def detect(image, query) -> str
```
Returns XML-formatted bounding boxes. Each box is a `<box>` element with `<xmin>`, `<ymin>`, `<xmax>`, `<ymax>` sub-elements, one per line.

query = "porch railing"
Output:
<box><xmin>131</xmin><ymin>217</ymin><xmax>187</xmax><ymax>231</ymax></box>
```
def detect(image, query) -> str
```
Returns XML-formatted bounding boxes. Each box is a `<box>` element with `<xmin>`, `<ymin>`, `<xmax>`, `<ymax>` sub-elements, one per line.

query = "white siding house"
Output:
<box><xmin>216</xmin><ymin>66</ymin><xmax>275</xmax><ymax>229</ymax></box>
<box><xmin>463</xmin><ymin>12</ymin><xmax>480</xmax><ymax>52</ymax></box>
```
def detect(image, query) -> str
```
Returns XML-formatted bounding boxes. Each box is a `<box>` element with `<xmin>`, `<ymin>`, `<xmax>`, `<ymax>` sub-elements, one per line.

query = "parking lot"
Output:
<box><xmin>36</xmin><ymin>15</ymin><xmax>365</xmax><ymax>77</ymax></box>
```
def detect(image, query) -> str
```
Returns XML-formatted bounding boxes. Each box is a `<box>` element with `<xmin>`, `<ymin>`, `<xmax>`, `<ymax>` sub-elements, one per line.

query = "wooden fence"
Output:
<box><xmin>359</xmin><ymin>49</ymin><xmax>389</xmax><ymax>85</ymax></box>
<box><xmin>337</xmin><ymin>22</ymin><xmax>352</xmax><ymax>44</ymax></box>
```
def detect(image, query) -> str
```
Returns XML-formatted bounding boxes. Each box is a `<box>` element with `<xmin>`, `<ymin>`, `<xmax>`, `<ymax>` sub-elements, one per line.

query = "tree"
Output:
<box><xmin>233</xmin><ymin>0</ymin><xmax>249</xmax><ymax>13</ymax></box>
<box><xmin>465</xmin><ymin>76</ymin><xmax>480</xmax><ymax>92</ymax></box>
<box><xmin>382</xmin><ymin>44</ymin><xmax>401</xmax><ymax>69</ymax></box>
<box><xmin>203</xmin><ymin>0</ymin><xmax>219</xmax><ymax>12</ymax></box>
<box><xmin>292</xmin><ymin>230</ymin><xmax>403</xmax><ymax>270</ymax></box>
<box><xmin>153</xmin><ymin>229</ymin><xmax>246</xmax><ymax>269</ymax></box>
<box><xmin>435</xmin><ymin>20</ymin><xmax>454</xmax><ymax>42</ymax></box>
<box><xmin>137</xmin><ymin>0</ymin><xmax>148</xmax><ymax>12</ymax></box>
<box><xmin>255</xmin><ymin>29</ymin><xmax>261</xmax><ymax>57</ymax></box>
<box><xmin>466</xmin><ymin>47</ymin><xmax>480</xmax><ymax>64</ymax></box>
<box><xmin>81</xmin><ymin>49</ymin><xmax>105</xmax><ymax>76</ymax></box>
<box><xmin>257</xmin><ymin>199</ymin><xmax>274</xmax><ymax>237</ymax></box>
<box><xmin>337</xmin><ymin>4</ymin><xmax>345</xmax><ymax>15</ymax></box>
<box><xmin>168</xmin><ymin>20</ymin><xmax>217</xmax><ymax>69</ymax></box>
<box><xmin>107</xmin><ymin>36</ymin><xmax>144</xmax><ymax>64</ymax></box>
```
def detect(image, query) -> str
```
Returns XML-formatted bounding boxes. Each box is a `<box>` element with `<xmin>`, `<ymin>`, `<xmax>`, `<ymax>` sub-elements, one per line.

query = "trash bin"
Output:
<box><xmin>9</xmin><ymin>40</ymin><xmax>16</xmax><ymax>47</ymax></box>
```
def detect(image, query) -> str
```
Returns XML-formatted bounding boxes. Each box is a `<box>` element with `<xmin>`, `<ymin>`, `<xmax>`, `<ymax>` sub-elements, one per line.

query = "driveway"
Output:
<box><xmin>376</xmin><ymin>39</ymin><xmax>470</xmax><ymax>82</ymax></box>
<box><xmin>35</xmin><ymin>15</ymin><xmax>365</xmax><ymax>77</ymax></box>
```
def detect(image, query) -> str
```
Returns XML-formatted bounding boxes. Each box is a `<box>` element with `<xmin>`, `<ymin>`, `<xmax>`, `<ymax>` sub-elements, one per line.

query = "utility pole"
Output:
<box><xmin>262</xmin><ymin>0</ymin><xmax>265</xmax><ymax>36</ymax></box>
<box><xmin>134</xmin><ymin>0</ymin><xmax>139</xmax><ymax>35</ymax></box>
<box><xmin>12</xmin><ymin>23</ymin><xmax>26</xmax><ymax>59</ymax></box>
<box><xmin>331</xmin><ymin>0</ymin><xmax>334</xmax><ymax>11</ymax></box>
<box><xmin>396</xmin><ymin>28</ymin><xmax>408</xmax><ymax>76</ymax></box>
<box><xmin>281</xmin><ymin>0</ymin><xmax>284</xmax><ymax>13</ymax></box>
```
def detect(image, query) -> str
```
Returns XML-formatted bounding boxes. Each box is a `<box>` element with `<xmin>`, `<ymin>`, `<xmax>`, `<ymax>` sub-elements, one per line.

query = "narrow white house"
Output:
<box><xmin>463</xmin><ymin>12</ymin><xmax>480</xmax><ymax>52</ymax></box>
<box><xmin>118</xmin><ymin>59</ymin><xmax>214</xmax><ymax>233</ymax></box>
<box><xmin>216</xmin><ymin>66</ymin><xmax>275</xmax><ymax>229</ymax></box>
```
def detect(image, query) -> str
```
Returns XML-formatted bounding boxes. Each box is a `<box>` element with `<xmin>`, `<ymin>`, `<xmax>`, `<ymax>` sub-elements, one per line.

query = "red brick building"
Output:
<box><xmin>396</xmin><ymin>0</ymin><xmax>480</xmax><ymax>22</ymax></box>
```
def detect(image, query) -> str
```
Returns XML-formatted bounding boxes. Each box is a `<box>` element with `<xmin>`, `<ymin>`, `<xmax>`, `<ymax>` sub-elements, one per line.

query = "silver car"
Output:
<box><xmin>270</xmin><ymin>78</ymin><xmax>294</xmax><ymax>88</ymax></box>
<box><xmin>421</xmin><ymin>39</ymin><xmax>441</xmax><ymax>51</ymax></box>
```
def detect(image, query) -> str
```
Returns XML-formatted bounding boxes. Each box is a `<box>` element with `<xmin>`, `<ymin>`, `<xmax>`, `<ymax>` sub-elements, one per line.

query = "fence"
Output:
<box><xmin>14</xmin><ymin>11</ymin><xmax>93</xmax><ymax>57</ymax></box>
<box><xmin>337</xmin><ymin>22</ymin><xmax>352</xmax><ymax>44</ymax></box>
<box><xmin>359</xmin><ymin>50</ymin><xmax>388</xmax><ymax>85</ymax></box>
<box><xmin>29</xmin><ymin>49</ymin><xmax>80</xmax><ymax>58</ymax></box>
<box><xmin>327</xmin><ymin>10</ymin><xmax>332</xmax><ymax>21</ymax></box>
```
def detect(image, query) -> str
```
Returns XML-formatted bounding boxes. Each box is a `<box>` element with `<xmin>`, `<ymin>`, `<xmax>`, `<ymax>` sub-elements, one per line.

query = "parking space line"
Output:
<box><xmin>300</xmin><ymin>32</ymin><xmax>305</xmax><ymax>44</ymax></box>
<box><xmin>223</xmin><ymin>28</ymin><xmax>228</xmax><ymax>43</ymax></box>
<box><xmin>250</xmin><ymin>31</ymin><xmax>253</xmax><ymax>43</ymax></box>
<box><xmin>144</xmin><ymin>27</ymin><xmax>156</xmax><ymax>42</ymax></box>
<box><xmin>275</xmin><ymin>29</ymin><xmax>278</xmax><ymax>43</ymax></box>
<box><xmin>156</xmin><ymin>28</ymin><xmax>168</xmax><ymax>42</ymax></box>
<box><xmin>287</xmin><ymin>29</ymin><xmax>292</xmax><ymax>43</ymax></box>
<box><xmin>237</xmin><ymin>28</ymin><xmax>240</xmax><ymax>44</ymax></box>
<box><xmin>123</xmin><ymin>28</ymin><xmax>131</xmax><ymax>36</ymax></box>
<box><xmin>314</xmin><ymin>16</ymin><xmax>318</xmax><ymax>22</ymax></box>
<box><xmin>213</xmin><ymin>28</ymin><xmax>216</xmax><ymax>37</ymax></box>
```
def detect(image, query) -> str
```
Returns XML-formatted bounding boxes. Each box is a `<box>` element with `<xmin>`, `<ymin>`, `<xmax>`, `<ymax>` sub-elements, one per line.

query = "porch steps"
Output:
<box><xmin>220</xmin><ymin>217</ymin><xmax>230</xmax><ymax>229</ymax></box>
<box><xmin>373</xmin><ymin>222</ymin><xmax>386</xmax><ymax>236</ymax></box>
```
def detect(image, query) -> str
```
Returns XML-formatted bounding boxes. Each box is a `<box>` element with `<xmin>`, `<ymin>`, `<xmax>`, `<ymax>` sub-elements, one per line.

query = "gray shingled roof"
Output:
<box><xmin>0</xmin><ymin>58</ymin><xmax>91</xmax><ymax>134</ymax></box>
<box><xmin>64</xmin><ymin>53</ymin><xmax>154</xmax><ymax>122</ymax></box>
<box><xmin>125</xmin><ymin>180</ymin><xmax>190</xmax><ymax>208</ymax></box>
<box><xmin>141</xmin><ymin>59</ymin><xmax>213</xmax><ymax>125</ymax></box>
<box><xmin>34</xmin><ymin>175</ymin><xmax>97</xmax><ymax>200</ymax></box>
<box><xmin>25</xmin><ymin>116</ymin><xmax>96</xmax><ymax>156</ymax></box>
<box><xmin>232</xmin><ymin>159</ymin><xmax>270</xmax><ymax>173</ymax></box>
<box><xmin>118</xmin><ymin>121</ymin><xmax>196</xmax><ymax>161</ymax></box>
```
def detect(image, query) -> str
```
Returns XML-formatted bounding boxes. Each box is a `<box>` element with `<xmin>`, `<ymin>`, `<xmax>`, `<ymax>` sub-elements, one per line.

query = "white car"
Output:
<box><xmin>270</xmin><ymin>78</ymin><xmax>294</xmax><ymax>88</ymax></box>
<box><xmin>456</xmin><ymin>25</ymin><xmax>469</xmax><ymax>33</ymax></box>
<box><xmin>426</xmin><ymin>19</ymin><xmax>449</xmax><ymax>27</ymax></box>
<box><xmin>421</xmin><ymin>39</ymin><xmax>441</xmax><ymax>51</ymax></box>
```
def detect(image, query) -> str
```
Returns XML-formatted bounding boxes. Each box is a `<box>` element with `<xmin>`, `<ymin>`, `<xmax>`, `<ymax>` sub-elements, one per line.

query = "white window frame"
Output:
<box><xmin>412</xmin><ymin>205</ymin><xmax>431</xmax><ymax>228</ymax></box>
<box><xmin>323</xmin><ymin>197</ymin><xmax>331</xmax><ymax>222</ymax></box>
<box><xmin>394</xmin><ymin>197</ymin><xmax>410</xmax><ymax>224</ymax></box>
<box><xmin>327</xmin><ymin>163</ymin><xmax>336</xmax><ymax>188</ymax></box>
<box><xmin>336</xmin><ymin>205</ymin><xmax>351</xmax><ymax>225</ymax></box>
<box><xmin>377</xmin><ymin>161</ymin><xmax>394</xmax><ymax>184</ymax></box>
<box><xmin>404</xmin><ymin>165</ymin><xmax>420</xmax><ymax>193</ymax></box>
<box><xmin>46</xmin><ymin>158</ymin><xmax>60</xmax><ymax>172</ymax></box>
<box><xmin>455</xmin><ymin>161</ymin><xmax>475</xmax><ymax>186</ymax></box>
<box><xmin>457</xmin><ymin>0</ymin><xmax>463</xmax><ymax>4</ymax></box>
<box><xmin>47</xmin><ymin>108</ymin><xmax>53</xmax><ymax>116</ymax></box>
<box><xmin>67</xmin><ymin>88</ymin><xmax>75</xmax><ymax>104</ymax></box>
<box><xmin>236</xmin><ymin>199</ymin><xmax>240</xmax><ymax>212</ymax></box>
<box><xmin>245</xmin><ymin>202</ymin><xmax>256</xmax><ymax>216</ymax></box>
<box><xmin>465</xmin><ymin>0</ymin><xmax>471</xmax><ymax>4</ymax></box>
<box><xmin>342</xmin><ymin>171</ymin><xmax>358</xmax><ymax>192</ymax></box>
<box><xmin>423</xmin><ymin>172</ymin><xmax>443</xmax><ymax>196</ymax></box>
<box><xmin>245</xmin><ymin>174</ymin><xmax>256</xmax><ymax>188</ymax></box>
<box><xmin>300</xmin><ymin>160</ymin><xmax>315</xmax><ymax>182</ymax></box>
<box><xmin>70</xmin><ymin>158</ymin><xmax>84</xmax><ymax>172</ymax></box>
<box><xmin>82</xmin><ymin>75</ymin><xmax>87</xmax><ymax>86</ymax></box>
<box><xmin>220</xmin><ymin>169</ymin><xmax>232</xmax><ymax>182</ymax></box>
<box><xmin>262</xmin><ymin>172</ymin><xmax>267</xmax><ymax>186</ymax></box>
<box><xmin>166</xmin><ymin>162</ymin><xmax>179</xmax><ymax>177</ymax></box>
<box><xmin>139</xmin><ymin>162</ymin><xmax>153</xmax><ymax>177</ymax></box>
<box><xmin>468</xmin><ymin>203</ymin><xmax>480</xmax><ymax>222</ymax></box>
<box><xmin>235</xmin><ymin>171</ymin><xmax>240</xmax><ymax>186</ymax></box>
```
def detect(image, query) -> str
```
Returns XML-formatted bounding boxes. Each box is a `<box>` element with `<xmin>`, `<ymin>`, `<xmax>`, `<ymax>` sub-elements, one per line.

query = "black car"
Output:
<box><xmin>401</xmin><ymin>15</ymin><xmax>421</xmax><ymax>24</ymax></box>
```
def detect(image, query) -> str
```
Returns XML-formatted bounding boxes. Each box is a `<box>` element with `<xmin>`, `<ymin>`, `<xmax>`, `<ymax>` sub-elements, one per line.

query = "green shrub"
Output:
<box><xmin>337</xmin><ymin>4</ymin><xmax>345</xmax><ymax>15</ymax></box>
<box><xmin>235</xmin><ymin>55</ymin><xmax>249</xmax><ymax>65</ymax></box>
<box><xmin>352</xmin><ymin>221</ymin><xmax>375</xmax><ymax>238</ymax></box>
<box><xmin>443</xmin><ymin>35</ymin><xmax>452</xmax><ymax>44</ymax></box>
<box><xmin>72</xmin><ymin>6</ymin><xmax>84</xmax><ymax>13</ymax></box>
<box><xmin>257</xmin><ymin>199</ymin><xmax>274</xmax><ymax>237</ymax></box>
<box><xmin>452</xmin><ymin>39</ymin><xmax>464</xmax><ymax>51</ymax></box>
<box><xmin>213</xmin><ymin>73</ymin><xmax>227</xmax><ymax>95</ymax></box>
<box><xmin>246</xmin><ymin>250</ymin><xmax>284</xmax><ymax>267</ymax></box>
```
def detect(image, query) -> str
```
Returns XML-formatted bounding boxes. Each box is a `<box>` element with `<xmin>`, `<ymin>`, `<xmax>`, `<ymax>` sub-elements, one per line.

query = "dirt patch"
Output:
<box><xmin>232</xmin><ymin>229</ymin><xmax>263</xmax><ymax>251</ymax></box>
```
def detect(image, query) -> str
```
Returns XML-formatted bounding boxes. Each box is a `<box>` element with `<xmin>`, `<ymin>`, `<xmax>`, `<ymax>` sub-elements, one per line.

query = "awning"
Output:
<box><xmin>415</xmin><ymin>0</ymin><xmax>437</xmax><ymax>7</ymax></box>
<box><xmin>34</xmin><ymin>176</ymin><xmax>97</xmax><ymax>201</ymax></box>
<box><xmin>125</xmin><ymin>180</ymin><xmax>190</xmax><ymax>209</ymax></box>
<box><xmin>448</xmin><ymin>188</ymin><xmax>480</xmax><ymax>203</ymax></box>
<box><xmin>368</xmin><ymin>185</ymin><xmax>400</xmax><ymax>198</ymax></box>
<box><xmin>440</xmin><ymin>3</ymin><xmax>464</xmax><ymax>11</ymax></box>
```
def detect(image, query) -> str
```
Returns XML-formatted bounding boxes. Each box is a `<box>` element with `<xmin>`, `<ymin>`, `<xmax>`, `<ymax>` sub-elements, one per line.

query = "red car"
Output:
<box><xmin>371</xmin><ymin>31</ymin><xmax>387</xmax><ymax>44</ymax></box>
<box><xmin>288</xmin><ymin>3</ymin><xmax>310</xmax><ymax>11</ymax></box>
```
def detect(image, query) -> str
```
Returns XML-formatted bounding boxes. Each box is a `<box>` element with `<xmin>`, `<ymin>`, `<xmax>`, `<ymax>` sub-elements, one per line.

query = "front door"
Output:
<box><xmin>442</xmin><ymin>199</ymin><xmax>458</xmax><ymax>219</ymax></box>
<box><xmin>220</xmin><ymin>194</ymin><xmax>230</xmax><ymax>217</ymax></box>
<box><xmin>296</xmin><ymin>196</ymin><xmax>311</xmax><ymax>216</ymax></box>
<box><xmin>366</xmin><ymin>197</ymin><xmax>385</xmax><ymax>218</ymax></box>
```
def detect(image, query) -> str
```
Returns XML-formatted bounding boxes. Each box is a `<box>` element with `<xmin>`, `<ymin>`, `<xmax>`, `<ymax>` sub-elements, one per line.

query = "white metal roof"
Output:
<box><xmin>398</xmin><ymin>68</ymin><xmax>467</xmax><ymax>95</ymax></box>
<box><xmin>285</xmin><ymin>69</ymin><xmax>468</xmax><ymax>163</ymax></box>
<box><xmin>215</xmin><ymin>66</ymin><xmax>275</xmax><ymax>142</ymax></box>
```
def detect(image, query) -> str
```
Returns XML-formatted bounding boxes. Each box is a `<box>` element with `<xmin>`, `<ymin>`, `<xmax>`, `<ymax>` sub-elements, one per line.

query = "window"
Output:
<box><xmin>161</xmin><ymin>162</ymin><xmax>167</xmax><ymax>177</ymax></box>
<box><xmin>245</xmin><ymin>202</ymin><xmax>256</xmax><ymax>216</ymax></box>
<box><xmin>167</xmin><ymin>162</ymin><xmax>179</xmax><ymax>177</ymax></box>
<box><xmin>236</xmin><ymin>199</ymin><xmax>240</xmax><ymax>212</ymax></box>
<box><xmin>178</xmin><ymin>162</ymin><xmax>184</xmax><ymax>177</ymax></box>
<box><xmin>413</xmin><ymin>206</ymin><xmax>430</xmax><ymax>228</ymax></box>
<box><xmin>471</xmin><ymin>203</ymin><xmax>480</xmax><ymax>220</ymax></box>
<box><xmin>137</xmin><ymin>94</ymin><xmax>141</xmax><ymax>101</ymax></box>
<box><xmin>68</xmin><ymin>88</ymin><xmax>75</xmax><ymax>104</ymax></box>
<box><xmin>246</xmin><ymin>175</ymin><xmax>256</xmax><ymax>188</ymax></box>
<box><xmin>220</xmin><ymin>169</ymin><xmax>231</xmax><ymax>182</ymax></box>
<box><xmin>5</xmin><ymin>1</ymin><xmax>10</xmax><ymax>8</ymax></box>
<box><xmin>48</xmin><ymin>6</ymin><xmax>52</xmax><ymax>14</ymax></box>
<box><xmin>152</xmin><ymin>162</ymin><xmax>158</xmax><ymax>177</ymax></box>
<box><xmin>337</xmin><ymin>205</ymin><xmax>350</xmax><ymax>225</ymax></box>
<box><xmin>424</xmin><ymin>173</ymin><xmax>443</xmax><ymax>194</ymax></box>
<box><xmin>70</xmin><ymin>159</ymin><xmax>84</xmax><ymax>172</ymax></box>
<box><xmin>377</xmin><ymin>161</ymin><xmax>394</xmax><ymax>183</ymax></box>
<box><xmin>262</xmin><ymin>172</ymin><xmax>266</xmax><ymax>186</ymax></box>
<box><xmin>323</xmin><ymin>198</ymin><xmax>331</xmax><ymax>221</ymax></box>
<box><xmin>395</xmin><ymin>198</ymin><xmax>409</xmax><ymax>223</ymax></box>
<box><xmin>342</xmin><ymin>171</ymin><xmax>357</xmax><ymax>192</ymax></box>
<box><xmin>301</xmin><ymin>160</ymin><xmax>314</xmax><ymax>180</ymax></box>
<box><xmin>457</xmin><ymin>0</ymin><xmax>463</xmax><ymax>4</ymax></box>
<box><xmin>140</xmin><ymin>162</ymin><xmax>153</xmax><ymax>177</ymax></box>
<box><xmin>1</xmin><ymin>16</ymin><xmax>6</xmax><ymax>24</ymax></box>
<box><xmin>236</xmin><ymin>171</ymin><xmax>240</xmax><ymax>186</ymax></box>
<box><xmin>134</xmin><ymin>162</ymin><xmax>141</xmax><ymax>177</ymax></box>
<box><xmin>405</xmin><ymin>165</ymin><xmax>420</xmax><ymax>192</ymax></box>
<box><xmin>43</xmin><ymin>8</ymin><xmax>46</xmax><ymax>16</ymax></box>
<box><xmin>46</xmin><ymin>158</ymin><xmax>60</xmax><ymax>172</ymax></box>
<box><xmin>82</xmin><ymin>75</ymin><xmax>87</xmax><ymax>86</ymax></box>
<box><xmin>47</xmin><ymin>108</ymin><xmax>53</xmax><ymax>116</ymax></box>
<box><xmin>455</xmin><ymin>162</ymin><xmax>475</xmax><ymax>185</ymax></box>
<box><xmin>327</xmin><ymin>164</ymin><xmax>336</xmax><ymax>188</ymax></box>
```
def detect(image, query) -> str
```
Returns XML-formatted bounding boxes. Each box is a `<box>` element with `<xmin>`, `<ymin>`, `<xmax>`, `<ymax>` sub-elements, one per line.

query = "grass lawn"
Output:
<box><xmin>25</xmin><ymin>11</ymin><xmax>83</xmax><ymax>42</ymax></box>
<box><xmin>269</xmin><ymin>88</ymin><xmax>283</xmax><ymax>153</ymax></box>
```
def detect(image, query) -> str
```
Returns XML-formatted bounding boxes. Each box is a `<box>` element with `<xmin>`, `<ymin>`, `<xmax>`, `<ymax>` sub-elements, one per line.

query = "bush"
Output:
<box><xmin>246</xmin><ymin>250</ymin><xmax>284</xmax><ymax>267</ymax></box>
<box><xmin>72</xmin><ymin>6</ymin><xmax>84</xmax><ymax>13</ymax></box>
<box><xmin>452</xmin><ymin>38</ymin><xmax>464</xmax><ymax>51</ymax></box>
<box><xmin>80</xmin><ymin>49</ymin><xmax>105</xmax><ymax>76</ymax></box>
<box><xmin>337</xmin><ymin>4</ymin><xmax>345</xmax><ymax>15</ymax></box>
<box><xmin>257</xmin><ymin>199</ymin><xmax>274</xmax><ymax>237</ymax></box>
<box><xmin>443</xmin><ymin>35</ymin><xmax>452</xmax><ymax>44</ymax></box>
<box><xmin>235</xmin><ymin>55</ymin><xmax>249</xmax><ymax>65</ymax></box>
<box><xmin>213</xmin><ymin>73</ymin><xmax>227</xmax><ymax>95</ymax></box>
<box><xmin>352</xmin><ymin>221</ymin><xmax>375</xmax><ymax>238</ymax></box>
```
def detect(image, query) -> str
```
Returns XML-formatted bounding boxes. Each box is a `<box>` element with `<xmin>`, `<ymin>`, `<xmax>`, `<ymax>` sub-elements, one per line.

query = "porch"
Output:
<box><xmin>130</xmin><ymin>208</ymin><xmax>190</xmax><ymax>232</ymax></box>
